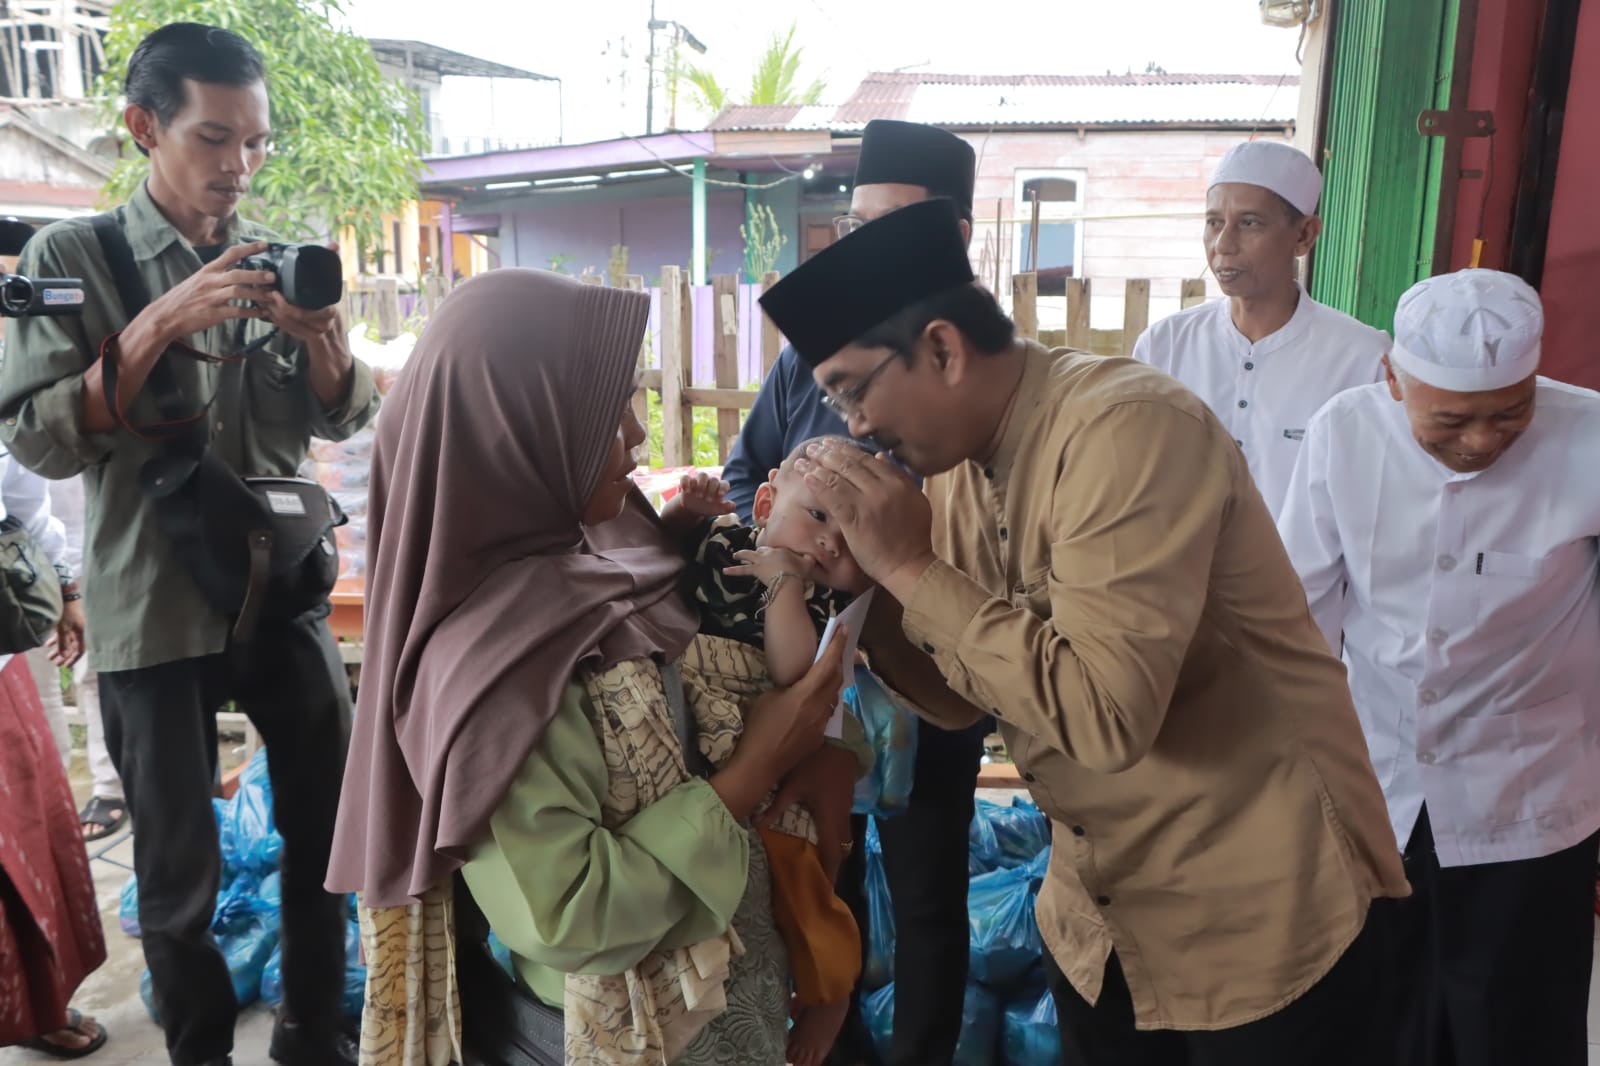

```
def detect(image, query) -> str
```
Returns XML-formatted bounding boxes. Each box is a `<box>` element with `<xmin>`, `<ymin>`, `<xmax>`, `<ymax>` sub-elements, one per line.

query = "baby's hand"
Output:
<box><xmin>726</xmin><ymin>545</ymin><xmax>816</xmax><ymax>586</ymax></box>
<box><xmin>675</xmin><ymin>472</ymin><xmax>735</xmax><ymax>518</ymax></box>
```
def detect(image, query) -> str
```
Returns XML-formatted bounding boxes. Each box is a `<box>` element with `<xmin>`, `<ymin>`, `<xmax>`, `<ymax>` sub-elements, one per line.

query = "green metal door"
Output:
<box><xmin>1313</xmin><ymin>0</ymin><xmax>1461</xmax><ymax>330</ymax></box>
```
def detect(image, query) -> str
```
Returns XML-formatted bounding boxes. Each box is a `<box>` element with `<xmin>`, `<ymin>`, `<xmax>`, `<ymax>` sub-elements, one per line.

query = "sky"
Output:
<box><xmin>341</xmin><ymin>0</ymin><xmax>1308</xmax><ymax>147</ymax></box>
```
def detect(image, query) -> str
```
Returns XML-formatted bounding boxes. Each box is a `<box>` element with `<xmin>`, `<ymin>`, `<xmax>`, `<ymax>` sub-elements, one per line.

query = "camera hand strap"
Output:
<box><xmin>91</xmin><ymin>212</ymin><xmax>238</xmax><ymax>445</ymax></box>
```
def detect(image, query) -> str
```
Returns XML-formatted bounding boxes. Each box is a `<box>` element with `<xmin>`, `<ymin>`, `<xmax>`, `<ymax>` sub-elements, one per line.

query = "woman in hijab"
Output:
<box><xmin>326</xmin><ymin>268</ymin><xmax>845</xmax><ymax>1066</ymax></box>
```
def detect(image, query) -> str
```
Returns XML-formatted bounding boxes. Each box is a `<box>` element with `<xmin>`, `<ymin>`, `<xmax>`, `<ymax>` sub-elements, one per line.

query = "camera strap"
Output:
<box><xmin>90</xmin><ymin>212</ymin><xmax>240</xmax><ymax>445</ymax></box>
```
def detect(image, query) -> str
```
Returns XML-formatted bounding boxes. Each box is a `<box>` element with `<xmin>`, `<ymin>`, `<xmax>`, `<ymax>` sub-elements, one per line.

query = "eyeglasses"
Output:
<box><xmin>820</xmin><ymin>350</ymin><xmax>903</xmax><ymax>419</ymax></box>
<box><xmin>832</xmin><ymin>214</ymin><xmax>866</xmax><ymax>240</ymax></box>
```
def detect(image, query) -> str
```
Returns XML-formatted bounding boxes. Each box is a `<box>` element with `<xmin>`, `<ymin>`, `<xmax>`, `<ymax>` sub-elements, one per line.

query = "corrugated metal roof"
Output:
<box><xmin>707</xmin><ymin>71</ymin><xmax>1299</xmax><ymax>132</ymax></box>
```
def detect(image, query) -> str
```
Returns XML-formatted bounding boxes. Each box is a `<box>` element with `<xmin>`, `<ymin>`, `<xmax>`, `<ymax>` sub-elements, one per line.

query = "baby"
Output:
<box><xmin>660</xmin><ymin>435</ymin><xmax>876</xmax><ymax>1066</ymax></box>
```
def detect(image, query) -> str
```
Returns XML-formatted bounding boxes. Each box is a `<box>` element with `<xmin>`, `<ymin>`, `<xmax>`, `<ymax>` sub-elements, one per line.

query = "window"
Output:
<box><xmin>1014</xmin><ymin>170</ymin><xmax>1086</xmax><ymax>296</ymax></box>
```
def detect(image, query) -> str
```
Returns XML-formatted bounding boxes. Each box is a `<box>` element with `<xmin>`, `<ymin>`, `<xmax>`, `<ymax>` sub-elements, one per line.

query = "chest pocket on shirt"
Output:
<box><xmin>1474</xmin><ymin>546</ymin><xmax>1577</xmax><ymax>630</ymax></box>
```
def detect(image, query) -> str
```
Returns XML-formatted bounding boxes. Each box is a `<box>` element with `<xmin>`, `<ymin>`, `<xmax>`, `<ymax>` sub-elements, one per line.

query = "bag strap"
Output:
<box><xmin>89</xmin><ymin>212</ymin><xmax>232</xmax><ymax>446</ymax></box>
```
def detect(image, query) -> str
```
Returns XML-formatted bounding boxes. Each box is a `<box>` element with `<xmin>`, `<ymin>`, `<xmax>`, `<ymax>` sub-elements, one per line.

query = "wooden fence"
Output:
<box><xmin>631</xmin><ymin>270</ymin><xmax>1210</xmax><ymax>467</ymax></box>
<box><xmin>394</xmin><ymin>268</ymin><xmax>1210</xmax><ymax>468</ymax></box>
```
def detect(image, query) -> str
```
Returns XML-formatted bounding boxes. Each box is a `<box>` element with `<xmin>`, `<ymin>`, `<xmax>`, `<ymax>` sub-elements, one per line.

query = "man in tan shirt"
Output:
<box><xmin>758</xmin><ymin>197</ymin><xmax>1410</xmax><ymax>1064</ymax></box>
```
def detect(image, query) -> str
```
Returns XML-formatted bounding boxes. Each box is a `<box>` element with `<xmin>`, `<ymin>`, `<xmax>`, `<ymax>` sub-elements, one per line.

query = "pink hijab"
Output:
<box><xmin>326</xmin><ymin>269</ymin><xmax>699</xmax><ymax>908</ymax></box>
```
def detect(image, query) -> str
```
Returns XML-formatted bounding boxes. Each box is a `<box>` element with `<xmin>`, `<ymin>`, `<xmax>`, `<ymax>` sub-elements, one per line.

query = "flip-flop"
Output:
<box><xmin>79</xmin><ymin>796</ymin><xmax>129</xmax><ymax>843</ymax></box>
<box><xmin>19</xmin><ymin>1009</ymin><xmax>109</xmax><ymax>1059</ymax></box>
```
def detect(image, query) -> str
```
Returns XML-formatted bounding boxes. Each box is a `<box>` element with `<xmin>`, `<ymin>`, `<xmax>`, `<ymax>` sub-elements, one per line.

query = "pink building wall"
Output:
<box><xmin>965</xmin><ymin>128</ymin><xmax>1294</xmax><ymax>332</ymax></box>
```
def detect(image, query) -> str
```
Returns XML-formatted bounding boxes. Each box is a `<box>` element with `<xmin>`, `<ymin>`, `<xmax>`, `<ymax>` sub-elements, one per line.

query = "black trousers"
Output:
<box><xmin>99</xmin><ymin>611</ymin><xmax>353</xmax><ymax>1066</ymax></box>
<box><xmin>1044</xmin><ymin>900</ymin><xmax>1394</xmax><ymax>1066</ymax></box>
<box><xmin>835</xmin><ymin>717</ymin><xmax>988</xmax><ymax>1066</ymax></box>
<box><xmin>1385</xmin><ymin>805</ymin><xmax>1598</xmax><ymax>1066</ymax></box>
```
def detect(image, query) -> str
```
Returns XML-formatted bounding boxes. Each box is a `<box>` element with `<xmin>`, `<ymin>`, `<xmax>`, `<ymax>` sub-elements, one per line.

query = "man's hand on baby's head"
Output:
<box><xmin>675</xmin><ymin>472</ymin><xmax>736</xmax><ymax>518</ymax></box>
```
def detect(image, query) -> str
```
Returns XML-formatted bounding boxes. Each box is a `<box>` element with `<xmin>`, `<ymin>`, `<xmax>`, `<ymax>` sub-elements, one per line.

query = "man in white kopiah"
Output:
<box><xmin>1133</xmin><ymin>140</ymin><xmax>1390</xmax><ymax>517</ymax></box>
<box><xmin>1277</xmin><ymin>268</ymin><xmax>1600</xmax><ymax>1066</ymax></box>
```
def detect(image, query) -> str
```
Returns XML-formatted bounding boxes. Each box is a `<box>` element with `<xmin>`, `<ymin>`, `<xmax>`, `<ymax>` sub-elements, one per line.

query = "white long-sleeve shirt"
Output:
<box><xmin>1278</xmin><ymin>378</ymin><xmax>1600</xmax><ymax>867</ymax></box>
<box><xmin>1133</xmin><ymin>284</ymin><xmax>1390</xmax><ymax>517</ymax></box>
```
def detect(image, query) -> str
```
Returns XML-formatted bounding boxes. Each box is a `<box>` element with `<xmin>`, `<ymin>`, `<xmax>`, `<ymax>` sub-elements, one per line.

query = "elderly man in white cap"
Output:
<box><xmin>1278</xmin><ymin>268</ymin><xmax>1600</xmax><ymax>1066</ymax></box>
<box><xmin>1134</xmin><ymin>140</ymin><xmax>1390</xmax><ymax>517</ymax></box>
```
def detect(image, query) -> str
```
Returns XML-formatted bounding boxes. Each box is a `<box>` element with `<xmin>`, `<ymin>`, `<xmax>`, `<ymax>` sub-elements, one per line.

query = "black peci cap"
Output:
<box><xmin>854</xmin><ymin>120</ymin><xmax>977</xmax><ymax>219</ymax></box>
<box><xmin>760</xmin><ymin>198</ymin><xmax>976</xmax><ymax>368</ymax></box>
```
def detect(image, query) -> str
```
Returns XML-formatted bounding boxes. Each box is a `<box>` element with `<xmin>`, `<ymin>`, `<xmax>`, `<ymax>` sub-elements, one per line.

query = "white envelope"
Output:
<box><xmin>813</xmin><ymin>588</ymin><xmax>875</xmax><ymax>738</ymax></box>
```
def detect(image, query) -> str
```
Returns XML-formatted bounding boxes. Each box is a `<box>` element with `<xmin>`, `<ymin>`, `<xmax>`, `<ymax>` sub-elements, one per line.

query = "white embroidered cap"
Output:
<box><xmin>1389</xmin><ymin>269</ymin><xmax>1543</xmax><ymax>392</ymax></box>
<box><xmin>1208</xmin><ymin>141</ymin><xmax>1323</xmax><ymax>216</ymax></box>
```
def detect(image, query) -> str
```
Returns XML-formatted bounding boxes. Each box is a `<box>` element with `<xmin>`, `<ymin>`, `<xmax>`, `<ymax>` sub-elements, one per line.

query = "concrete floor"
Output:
<box><xmin>5</xmin><ymin>768</ymin><xmax>1600</xmax><ymax>1066</ymax></box>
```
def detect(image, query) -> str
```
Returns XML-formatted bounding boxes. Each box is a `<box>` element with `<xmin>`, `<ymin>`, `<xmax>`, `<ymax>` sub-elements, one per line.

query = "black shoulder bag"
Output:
<box><xmin>91</xmin><ymin>213</ymin><xmax>345</xmax><ymax>643</ymax></box>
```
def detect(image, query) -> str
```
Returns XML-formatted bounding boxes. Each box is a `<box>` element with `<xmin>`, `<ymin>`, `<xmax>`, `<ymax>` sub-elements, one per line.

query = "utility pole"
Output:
<box><xmin>644</xmin><ymin>0</ymin><xmax>658</xmax><ymax>135</ymax></box>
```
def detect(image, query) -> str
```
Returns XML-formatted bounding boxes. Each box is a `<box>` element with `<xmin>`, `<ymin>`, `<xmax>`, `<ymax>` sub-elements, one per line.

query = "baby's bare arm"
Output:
<box><xmin>764</xmin><ymin>581</ymin><xmax>821</xmax><ymax>687</ymax></box>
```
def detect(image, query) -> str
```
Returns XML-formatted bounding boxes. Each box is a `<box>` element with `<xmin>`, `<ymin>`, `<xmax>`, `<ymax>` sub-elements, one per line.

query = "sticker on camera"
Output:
<box><xmin>265</xmin><ymin>491</ymin><xmax>307</xmax><ymax>516</ymax></box>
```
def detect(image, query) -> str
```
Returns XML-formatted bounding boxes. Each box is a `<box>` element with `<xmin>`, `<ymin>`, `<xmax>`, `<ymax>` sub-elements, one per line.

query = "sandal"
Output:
<box><xmin>19</xmin><ymin>1009</ymin><xmax>109</xmax><ymax>1059</ymax></box>
<box><xmin>79</xmin><ymin>796</ymin><xmax>129</xmax><ymax>843</ymax></box>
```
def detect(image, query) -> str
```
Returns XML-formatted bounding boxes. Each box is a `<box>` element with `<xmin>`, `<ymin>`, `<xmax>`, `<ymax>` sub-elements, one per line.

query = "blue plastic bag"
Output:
<box><xmin>967</xmin><ymin>864</ymin><xmax>1045</xmax><ymax>988</ymax></box>
<box><xmin>263</xmin><ymin>919</ymin><xmax>366</xmax><ymax>1017</ymax></box>
<box><xmin>863</xmin><ymin>818</ymin><xmax>895</xmax><ymax>990</ymax></box>
<box><xmin>489</xmin><ymin>930</ymin><xmax>515</xmax><ymax>980</ymax></box>
<box><xmin>1002</xmin><ymin>988</ymin><xmax>1062</xmax><ymax>1066</ymax></box>
<box><xmin>969</xmin><ymin>806</ymin><xmax>1002</xmax><ymax>876</ymax></box>
<box><xmin>977</xmin><ymin>797</ymin><xmax>1052</xmax><ymax>869</ymax></box>
<box><xmin>119</xmin><ymin>874</ymin><xmax>141</xmax><ymax>937</ymax></box>
<box><xmin>219</xmin><ymin>749</ymin><xmax>283</xmax><ymax>875</ymax></box>
<box><xmin>848</xmin><ymin>667</ymin><xmax>919</xmax><ymax>818</ymax></box>
<box><xmin>864</xmin><ymin>981</ymin><xmax>1002</xmax><ymax>1066</ymax></box>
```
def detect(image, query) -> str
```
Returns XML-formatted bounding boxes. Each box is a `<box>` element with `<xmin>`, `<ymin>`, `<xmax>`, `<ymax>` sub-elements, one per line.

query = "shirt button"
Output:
<box><xmin>920</xmin><ymin>641</ymin><xmax>936</xmax><ymax>655</ymax></box>
<box><xmin>216</xmin><ymin>421</ymin><xmax>224</xmax><ymax>431</ymax></box>
<box><xmin>1022</xmin><ymin>771</ymin><xmax>1037</xmax><ymax>783</ymax></box>
<box><xmin>1427</xmin><ymin>628</ymin><xmax>1448</xmax><ymax>644</ymax></box>
<box><xmin>1096</xmin><ymin>895</ymin><xmax>1112</xmax><ymax>907</ymax></box>
<box><xmin>983</xmin><ymin>467</ymin><xmax>995</xmax><ymax>480</ymax></box>
<box><xmin>1071</xmin><ymin>825</ymin><xmax>1086</xmax><ymax>837</ymax></box>
<box><xmin>1437</xmin><ymin>554</ymin><xmax>1457</xmax><ymax>572</ymax></box>
<box><xmin>1244</xmin><ymin>361</ymin><xmax>1255</xmax><ymax>371</ymax></box>
<box><xmin>1237</xmin><ymin>399</ymin><xmax>1249</xmax><ymax>409</ymax></box>
<box><xmin>1234</xmin><ymin>438</ymin><xmax>1243</xmax><ymax>447</ymax></box>
<box><xmin>1419</xmin><ymin>752</ymin><xmax>1437</xmax><ymax>765</ymax></box>
<box><xmin>1419</xmin><ymin>689</ymin><xmax>1439</xmax><ymax>706</ymax></box>
<box><xmin>999</xmin><ymin>528</ymin><xmax>1008</xmax><ymax>541</ymax></box>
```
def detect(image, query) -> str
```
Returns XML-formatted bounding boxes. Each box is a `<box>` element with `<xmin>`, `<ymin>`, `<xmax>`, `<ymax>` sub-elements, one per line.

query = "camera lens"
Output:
<box><xmin>0</xmin><ymin>275</ymin><xmax>34</xmax><ymax>316</ymax></box>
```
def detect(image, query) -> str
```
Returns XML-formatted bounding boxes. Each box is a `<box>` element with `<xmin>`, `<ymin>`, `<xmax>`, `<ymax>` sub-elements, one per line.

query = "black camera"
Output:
<box><xmin>1</xmin><ymin>217</ymin><xmax>84</xmax><ymax>319</ymax></box>
<box><xmin>236</xmin><ymin>243</ymin><xmax>343</xmax><ymax>310</ymax></box>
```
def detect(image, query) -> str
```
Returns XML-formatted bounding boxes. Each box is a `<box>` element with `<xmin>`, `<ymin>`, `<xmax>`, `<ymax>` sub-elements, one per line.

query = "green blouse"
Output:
<box><xmin>459</xmin><ymin>677</ymin><xmax>751</xmax><ymax>1005</ymax></box>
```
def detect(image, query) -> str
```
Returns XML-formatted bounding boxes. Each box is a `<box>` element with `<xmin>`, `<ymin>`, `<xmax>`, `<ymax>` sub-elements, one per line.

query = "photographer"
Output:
<box><xmin>0</xmin><ymin>23</ymin><xmax>377</xmax><ymax>1066</ymax></box>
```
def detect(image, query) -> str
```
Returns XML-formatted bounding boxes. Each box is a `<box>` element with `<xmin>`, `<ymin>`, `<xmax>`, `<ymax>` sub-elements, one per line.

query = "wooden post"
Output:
<box><xmin>1012</xmin><ymin>272</ymin><xmax>1039</xmax><ymax>341</ymax></box>
<box><xmin>1122</xmin><ymin>279</ymin><xmax>1151</xmax><ymax>356</ymax></box>
<box><xmin>761</xmin><ymin>270</ymin><xmax>782</xmax><ymax>376</ymax></box>
<box><xmin>659</xmin><ymin>266</ymin><xmax>693</xmax><ymax>467</ymax></box>
<box><xmin>375</xmin><ymin>277</ymin><xmax>401</xmax><ymax>341</ymax></box>
<box><xmin>1066</xmin><ymin>278</ymin><xmax>1092</xmax><ymax>350</ymax></box>
<box><xmin>422</xmin><ymin>275</ymin><xmax>449</xmax><ymax>317</ymax></box>
<box><xmin>712</xmin><ymin>274</ymin><xmax>741</xmax><ymax>464</ymax></box>
<box><xmin>623</xmin><ymin>274</ymin><xmax>651</xmax><ymax>468</ymax></box>
<box><xmin>1180</xmin><ymin>278</ymin><xmax>1208</xmax><ymax>309</ymax></box>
